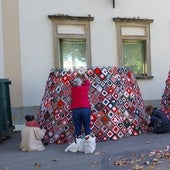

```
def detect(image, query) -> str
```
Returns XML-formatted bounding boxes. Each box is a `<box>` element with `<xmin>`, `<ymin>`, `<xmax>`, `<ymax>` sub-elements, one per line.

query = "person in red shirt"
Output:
<box><xmin>70</xmin><ymin>73</ymin><xmax>91</xmax><ymax>139</ymax></box>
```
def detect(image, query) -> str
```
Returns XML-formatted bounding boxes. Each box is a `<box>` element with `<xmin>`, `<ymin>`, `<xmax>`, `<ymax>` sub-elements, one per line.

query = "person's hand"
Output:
<box><xmin>81</xmin><ymin>74</ymin><xmax>88</xmax><ymax>84</ymax></box>
<box><xmin>82</xmin><ymin>73</ymin><xmax>88</xmax><ymax>80</ymax></box>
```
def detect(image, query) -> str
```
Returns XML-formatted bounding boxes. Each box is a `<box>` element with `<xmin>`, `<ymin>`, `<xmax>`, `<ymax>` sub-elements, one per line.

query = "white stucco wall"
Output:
<box><xmin>115</xmin><ymin>0</ymin><xmax>170</xmax><ymax>100</ymax></box>
<box><xmin>0</xmin><ymin>0</ymin><xmax>4</xmax><ymax>78</ymax></box>
<box><xmin>18</xmin><ymin>0</ymin><xmax>170</xmax><ymax>106</ymax></box>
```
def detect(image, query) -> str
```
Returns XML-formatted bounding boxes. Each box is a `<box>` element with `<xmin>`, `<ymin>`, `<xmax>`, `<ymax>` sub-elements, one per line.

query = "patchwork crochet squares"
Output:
<box><xmin>161</xmin><ymin>70</ymin><xmax>170</xmax><ymax>120</ymax></box>
<box><xmin>37</xmin><ymin>66</ymin><xmax>149</xmax><ymax>144</ymax></box>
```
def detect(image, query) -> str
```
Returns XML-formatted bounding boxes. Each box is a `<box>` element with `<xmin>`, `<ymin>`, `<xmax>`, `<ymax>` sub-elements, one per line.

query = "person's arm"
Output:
<box><xmin>34</xmin><ymin>128</ymin><xmax>45</xmax><ymax>140</ymax></box>
<box><xmin>81</xmin><ymin>73</ymin><xmax>89</xmax><ymax>85</ymax></box>
<box><xmin>153</xmin><ymin>109</ymin><xmax>168</xmax><ymax>122</ymax></box>
<box><xmin>154</xmin><ymin>109</ymin><xmax>164</xmax><ymax>118</ymax></box>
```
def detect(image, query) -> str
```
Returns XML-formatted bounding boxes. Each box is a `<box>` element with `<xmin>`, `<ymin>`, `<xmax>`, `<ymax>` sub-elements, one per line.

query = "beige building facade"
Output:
<box><xmin>0</xmin><ymin>0</ymin><xmax>169</xmax><ymax>125</ymax></box>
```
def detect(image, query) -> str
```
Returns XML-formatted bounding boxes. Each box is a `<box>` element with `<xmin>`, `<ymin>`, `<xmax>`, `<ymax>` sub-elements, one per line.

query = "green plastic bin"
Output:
<box><xmin>0</xmin><ymin>79</ymin><xmax>13</xmax><ymax>141</ymax></box>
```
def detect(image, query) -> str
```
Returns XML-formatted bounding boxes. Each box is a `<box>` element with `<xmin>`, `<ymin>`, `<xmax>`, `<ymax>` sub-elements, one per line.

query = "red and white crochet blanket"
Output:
<box><xmin>37</xmin><ymin>66</ymin><xmax>149</xmax><ymax>144</ymax></box>
<box><xmin>161</xmin><ymin>70</ymin><xmax>170</xmax><ymax>119</ymax></box>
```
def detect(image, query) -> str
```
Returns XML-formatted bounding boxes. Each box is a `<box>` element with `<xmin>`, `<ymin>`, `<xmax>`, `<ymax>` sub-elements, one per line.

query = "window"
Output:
<box><xmin>123</xmin><ymin>40</ymin><xmax>145</xmax><ymax>75</ymax></box>
<box><xmin>113</xmin><ymin>18</ymin><xmax>153</xmax><ymax>79</ymax></box>
<box><xmin>60</xmin><ymin>39</ymin><xmax>86</xmax><ymax>68</ymax></box>
<box><xmin>48</xmin><ymin>15</ymin><xmax>94</xmax><ymax>69</ymax></box>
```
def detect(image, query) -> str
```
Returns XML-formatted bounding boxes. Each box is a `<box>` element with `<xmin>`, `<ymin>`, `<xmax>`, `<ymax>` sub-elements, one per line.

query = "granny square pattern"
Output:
<box><xmin>37</xmin><ymin>66</ymin><xmax>149</xmax><ymax>144</ymax></box>
<box><xmin>161</xmin><ymin>70</ymin><xmax>170</xmax><ymax>119</ymax></box>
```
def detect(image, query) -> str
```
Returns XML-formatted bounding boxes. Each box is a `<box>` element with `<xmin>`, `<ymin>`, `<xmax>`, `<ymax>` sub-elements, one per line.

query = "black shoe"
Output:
<box><xmin>43</xmin><ymin>142</ymin><xmax>49</xmax><ymax>145</ymax></box>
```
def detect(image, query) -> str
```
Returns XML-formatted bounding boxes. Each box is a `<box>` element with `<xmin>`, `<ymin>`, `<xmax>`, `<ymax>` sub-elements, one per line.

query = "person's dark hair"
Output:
<box><xmin>25</xmin><ymin>115</ymin><xmax>35</xmax><ymax>121</ymax></box>
<box><xmin>145</xmin><ymin>105</ymin><xmax>154</xmax><ymax>115</ymax></box>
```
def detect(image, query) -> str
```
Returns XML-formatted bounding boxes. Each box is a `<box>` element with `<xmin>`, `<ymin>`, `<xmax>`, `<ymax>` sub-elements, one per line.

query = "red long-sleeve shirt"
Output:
<box><xmin>71</xmin><ymin>80</ymin><xmax>90</xmax><ymax>109</ymax></box>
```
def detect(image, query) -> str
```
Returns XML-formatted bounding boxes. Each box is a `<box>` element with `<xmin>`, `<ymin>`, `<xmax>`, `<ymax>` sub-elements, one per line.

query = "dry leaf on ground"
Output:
<box><xmin>34</xmin><ymin>162</ymin><xmax>41</xmax><ymax>169</ymax></box>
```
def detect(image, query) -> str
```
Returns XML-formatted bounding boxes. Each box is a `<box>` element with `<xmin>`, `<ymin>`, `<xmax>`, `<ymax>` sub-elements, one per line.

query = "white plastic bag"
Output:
<box><xmin>83</xmin><ymin>135</ymin><xmax>96</xmax><ymax>154</ymax></box>
<box><xmin>76</xmin><ymin>138</ymin><xmax>84</xmax><ymax>152</ymax></box>
<box><xmin>64</xmin><ymin>142</ymin><xmax>78</xmax><ymax>153</ymax></box>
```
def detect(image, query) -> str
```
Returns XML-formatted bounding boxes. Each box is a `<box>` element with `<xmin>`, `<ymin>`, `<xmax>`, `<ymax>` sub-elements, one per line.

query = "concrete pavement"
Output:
<box><xmin>0</xmin><ymin>131</ymin><xmax>170</xmax><ymax>170</ymax></box>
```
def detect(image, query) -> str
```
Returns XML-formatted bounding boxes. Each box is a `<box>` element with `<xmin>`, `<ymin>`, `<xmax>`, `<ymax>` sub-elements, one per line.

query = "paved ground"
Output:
<box><xmin>0</xmin><ymin>131</ymin><xmax>170</xmax><ymax>170</ymax></box>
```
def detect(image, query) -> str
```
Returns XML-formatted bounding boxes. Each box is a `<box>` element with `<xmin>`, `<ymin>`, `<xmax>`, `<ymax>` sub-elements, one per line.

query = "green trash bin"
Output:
<box><xmin>0</xmin><ymin>79</ymin><xmax>13</xmax><ymax>141</ymax></box>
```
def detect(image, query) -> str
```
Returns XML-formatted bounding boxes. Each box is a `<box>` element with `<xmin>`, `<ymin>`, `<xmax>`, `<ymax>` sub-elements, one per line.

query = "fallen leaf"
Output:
<box><xmin>34</xmin><ymin>162</ymin><xmax>41</xmax><ymax>169</ymax></box>
<box><xmin>92</xmin><ymin>161</ymin><xmax>98</xmax><ymax>164</ymax></box>
<box><xmin>132</xmin><ymin>164</ymin><xmax>144</xmax><ymax>170</ymax></box>
<box><xmin>153</xmin><ymin>158</ymin><xmax>159</xmax><ymax>163</ymax></box>
<box><xmin>146</xmin><ymin>141</ymin><xmax>150</xmax><ymax>144</ymax></box>
<box><xmin>149</xmin><ymin>151</ymin><xmax>155</xmax><ymax>157</ymax></box>
<box><xmin>113</xmin><ymin>160</ymin><xmax>130</xmax><ymax>166</ymax></box>
<box><xmin>53</xmin><ymin>157</ymin><xmax>59</xmax><ymax>161</ymax></box>
<box><xmin>94</xmin><ymin>151</ymin><xmax>102</xmax><ymax>155</ymax></box>
<box><xmin>164</xmin><ymin>146</ymin><xmax>170</xmax><ymax>152</ymax></box>
<box><xmin>131</xmin><ymin>153</ymin><xmax>136</xmax><ymax>157</ymax></box>
<box><xmin>145</xmin><ymin>161</ymin><xmax>150</xmax><ymax>165</ymax></box>
<box><xmin>140</xmin><ymin>154</ymin><xmax>145</xmax><ymax>158</ymax></box>
<box><xmin>148</xmin><ymin>164</ymin><xmax>155</xmax><ymax>170</ymax></box>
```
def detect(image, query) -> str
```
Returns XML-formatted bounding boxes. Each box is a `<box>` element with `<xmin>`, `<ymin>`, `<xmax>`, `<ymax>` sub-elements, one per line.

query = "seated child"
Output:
<box><xmin>20</xmin><ymin>115</ymin><xmax>46</xmax><ymax>151</ymax></box>
<box><xmin>145</xmin><ymin>105</ymin><xmax>170</xmax><ymax>133</ymax></box>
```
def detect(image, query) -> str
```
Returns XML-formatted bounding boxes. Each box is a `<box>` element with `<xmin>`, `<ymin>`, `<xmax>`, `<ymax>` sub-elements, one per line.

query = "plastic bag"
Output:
<box><xmin>64</xmin><ymin>142</ymin><xmax>78</xmax><ymax>153</ymax></box>
<box><xmin>76</xmin><ymin>138</ymin><xmax>84</xmax><ymax>152</ymax></box>
<box><xmin>83</xmin><ymin>135</ymin><xmax>96</xmax><ymax>154</ymax></box>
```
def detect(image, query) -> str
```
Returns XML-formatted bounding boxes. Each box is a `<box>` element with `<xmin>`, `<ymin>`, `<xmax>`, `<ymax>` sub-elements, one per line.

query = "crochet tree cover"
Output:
<box><xmin>161</xmin><ymin>70</ymin><xmax>170</xmax><ymax>120</ymax></box>
<box><xmin>37</xmin><ymin>66</ymin><xmax>149</xmax><ymax>144</ymax></box>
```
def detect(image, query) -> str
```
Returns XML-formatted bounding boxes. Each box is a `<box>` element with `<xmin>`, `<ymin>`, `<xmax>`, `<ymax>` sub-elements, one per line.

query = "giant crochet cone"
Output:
<box><xmin>161</xmin><ymin>70</ymin><xmax>170</xmax><ymax>120</ymax></box>
<box><xmin>37</xmin><ymin>66</ymin><xmax>149</xmax><ymax>144</ymax></box>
